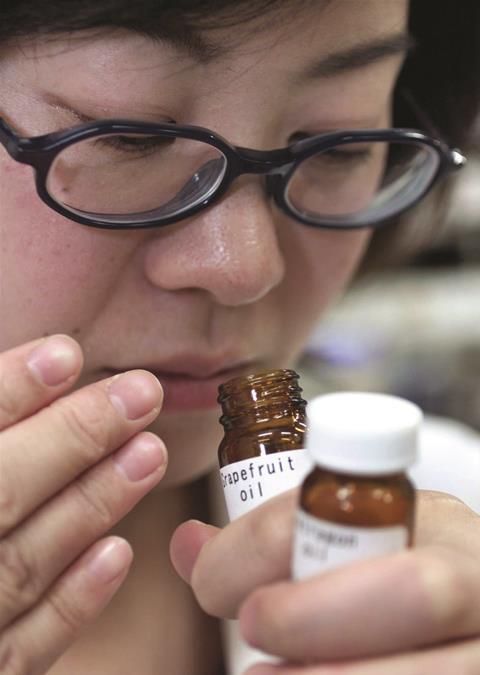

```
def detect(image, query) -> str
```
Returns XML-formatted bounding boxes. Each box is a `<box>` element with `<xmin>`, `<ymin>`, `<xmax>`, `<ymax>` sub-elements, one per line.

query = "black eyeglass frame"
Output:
<box><xmin>0</xmin><ymin>116</ymin><xmax>466</xmax><ymax>231</ymax></box>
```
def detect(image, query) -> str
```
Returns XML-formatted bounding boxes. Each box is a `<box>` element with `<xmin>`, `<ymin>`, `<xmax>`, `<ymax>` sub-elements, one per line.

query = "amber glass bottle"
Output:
<box><xmin>218</xmin><ymin>369</ymin><xmax>312</xmax><ymax>521</ymax></box>
<box><xmin>292</xmin><ymin>392</ymin><xmax>420</xmax><ymax>580</ymax></box>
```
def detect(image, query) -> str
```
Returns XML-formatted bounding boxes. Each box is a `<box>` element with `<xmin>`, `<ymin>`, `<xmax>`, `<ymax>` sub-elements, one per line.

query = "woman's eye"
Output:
<box><xmin>321</xmin><ymin>147</ymin><xmax>373</xmax><ymax>164</ymax></box>
<box><xmin>95</xmin><ymin>134</ymin><xmax>175</xmax><ymax>155</ymax></box>
<box><xmin>290</xmin><ymin>133</ymin><xmax>373</xmax><ymax>165</ymax></box>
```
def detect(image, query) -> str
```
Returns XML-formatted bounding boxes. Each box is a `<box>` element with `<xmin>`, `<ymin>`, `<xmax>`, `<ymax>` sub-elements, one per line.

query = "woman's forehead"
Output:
<box><xmin>0</xmin><ymin>0</ymin><xmax>408</xmax><ymax>140</ymax></box>
<box><xmin>1</xmin><ymin>0</ymin><xmax>408</xmax><ymax>72</ymax></box>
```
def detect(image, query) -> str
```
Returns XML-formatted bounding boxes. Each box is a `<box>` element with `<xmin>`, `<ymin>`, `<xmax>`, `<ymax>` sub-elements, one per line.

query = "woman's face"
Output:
<box><xmin>0</xmin><ymin>0</ymin><xmax>408</xmax><ymax>485</ymax></box>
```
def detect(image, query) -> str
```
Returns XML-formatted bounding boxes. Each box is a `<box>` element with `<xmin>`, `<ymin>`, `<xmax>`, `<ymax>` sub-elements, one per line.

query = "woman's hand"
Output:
<box><xmin>171</xmin><ymin>490</ymin><xmax>480</xmax><ymax>673</ymax></box>
<box><xmin>0</xmin><ymin>335</ymin><xmax>166</xmax><ymax>675</ymax></box>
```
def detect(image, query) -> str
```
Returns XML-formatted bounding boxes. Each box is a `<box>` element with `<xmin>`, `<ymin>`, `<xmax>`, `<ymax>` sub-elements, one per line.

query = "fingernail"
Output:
<box><xmin>27</xmin><ymin>335</ymin><xmax>79</xmax><ymax>386</ymax></box>
<box><xmin>86</xmin><ymin>537</ymin><xmax>133</xmax><ymax>584</ymax></box>
<box><xmin>109</xmin><ymin>371</ymin><xmax>162</xmax><ymax>420</ymax></box>
<box><xmin>113</xmin><ymin>433</ymin><xmax>167</xmax><ymax>481</ymax></box>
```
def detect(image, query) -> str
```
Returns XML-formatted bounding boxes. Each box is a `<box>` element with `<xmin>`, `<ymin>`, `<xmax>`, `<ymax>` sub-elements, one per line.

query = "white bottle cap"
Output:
<box><xmin>306</xmin><ymin>392</ymin><xmax>422</xmax><ymax>475</ymax></box>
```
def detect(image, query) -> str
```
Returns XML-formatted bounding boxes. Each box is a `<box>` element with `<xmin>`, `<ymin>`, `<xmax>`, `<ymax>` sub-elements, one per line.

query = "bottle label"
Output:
<box><xmin>292</xmin><ymin>509</ymin><xmax>408</xmax><ymax>580</ymax></box>
<box><xmin>220</xmin><ymin>449</ymin><xmax>312</xmax><ymax>521</ymax></box>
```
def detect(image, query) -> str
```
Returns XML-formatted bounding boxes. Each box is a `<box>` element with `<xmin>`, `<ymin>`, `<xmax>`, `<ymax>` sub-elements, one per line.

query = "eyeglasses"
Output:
<box><xmin>0</xmin><ymin>116</ymin><xmax>466</xmax><ymax>230</ymax></box>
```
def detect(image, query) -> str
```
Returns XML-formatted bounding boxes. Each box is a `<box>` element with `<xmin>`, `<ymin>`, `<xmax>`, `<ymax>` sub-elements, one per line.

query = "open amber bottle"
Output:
<box><xmin>218</xmin><ymin>369</ymin><xmax>311</xmax><ymax>520</ymax></box>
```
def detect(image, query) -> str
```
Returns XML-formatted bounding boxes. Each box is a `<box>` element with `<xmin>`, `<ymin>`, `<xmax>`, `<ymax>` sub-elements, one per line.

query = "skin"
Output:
<box><xmin>0</xmin><ymin>0</ymin><xmax>478</xmax><ymax>673</ymax></box>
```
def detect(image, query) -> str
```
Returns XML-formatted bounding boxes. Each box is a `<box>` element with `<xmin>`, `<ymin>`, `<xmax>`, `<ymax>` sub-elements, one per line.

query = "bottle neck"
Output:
<box><xmin>218</xmin><ymin>369</ymin><xmax>306</xmax><ymax>433</ymax></box>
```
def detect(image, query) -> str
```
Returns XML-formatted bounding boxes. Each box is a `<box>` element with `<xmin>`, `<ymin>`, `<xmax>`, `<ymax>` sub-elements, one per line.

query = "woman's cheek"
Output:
<box><xmin>303</xmin><ymin>228</ymin><xmax>371</xmax><ymax>300</ymax></box>
<box><xmin>275</xmin><ymin>224</ymin><xmax>372</xmax><ymax>357</ymax></box>
<box><xmin>0</xmin><ymin>155</ymin><xmax>117</xmax><ymax>348</ymax></box>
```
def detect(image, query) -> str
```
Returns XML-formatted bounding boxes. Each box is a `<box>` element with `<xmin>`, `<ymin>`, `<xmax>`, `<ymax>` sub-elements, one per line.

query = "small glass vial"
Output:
<box><xmin>218</xmin><ymin>369</ymin><xmax>312</xmax><ymax>521</ymax></box>
<box><xmin>292</xmin><ymin>392</ymin><xmax>421</xmax><ymax>580</ymax></box>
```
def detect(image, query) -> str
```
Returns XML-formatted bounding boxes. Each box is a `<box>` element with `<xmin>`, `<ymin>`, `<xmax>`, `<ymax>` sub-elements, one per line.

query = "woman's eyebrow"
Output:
<box><xmin>295</xmin><ymin>32</ymin><xmax>415</xmax><ymax>82</ymax></box>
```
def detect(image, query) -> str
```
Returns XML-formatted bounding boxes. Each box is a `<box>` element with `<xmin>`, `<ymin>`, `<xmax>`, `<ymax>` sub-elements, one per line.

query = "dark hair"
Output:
<box><xmin>0</xmin><ymin>0</ymin><xmax>301</xmax><ymax>56</ymax></box>
<box><xmin>1</xmin><ymin>0</ymin><xmax>479</xmax><ymax>266</ymax></box>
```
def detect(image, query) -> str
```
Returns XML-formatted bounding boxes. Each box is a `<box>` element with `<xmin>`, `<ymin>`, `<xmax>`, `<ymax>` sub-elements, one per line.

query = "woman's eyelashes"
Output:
<box><xmin>289</xmin><ymin>132</ymin><xmax>374</xmax><ymax>161</ymax></box>
<box><xmin>94</xmin><ymin>134</ymin><xmax>176</xmax><ymax>156</ymax></box>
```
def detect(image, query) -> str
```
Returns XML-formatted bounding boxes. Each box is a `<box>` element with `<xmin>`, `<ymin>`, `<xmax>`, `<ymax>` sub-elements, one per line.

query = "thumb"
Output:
<box><xmin>170</xmin><ymin>519</ymin><xmax>220</xmax><ymax>583</ymax></box>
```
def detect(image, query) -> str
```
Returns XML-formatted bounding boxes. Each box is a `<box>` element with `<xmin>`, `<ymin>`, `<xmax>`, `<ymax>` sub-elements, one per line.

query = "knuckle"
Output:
<box><xmin>422</xmin><ymin>490</ymin><xmax>464</xmax><ymax>507</ymax></box>
<box><xmin>52</xmin><ymin>396</ymin><xmax>110</xmax><ymax>466</ymax></box>
<box><xmin>248</xmin><ymin>586</ymin><xmax>274</xmax><ymax>625</ymax></box>
<box><xmin>0</xmin><ymin>478</ymin><xmax>19</xmax><ymax>536</ymax></box>
<box><xmin>190</xmin><ymin>557</ymin><xmax>221</xmax><ymax>616</ymax></box>
<box><xmin>191</xmin><ymin>542</ymin><xmax>236</xmax><ymax>618</ymax></box>
<box><xmin>419</xmin><ymin>490</ymin><xmax>469</xmax><ymax>518</ymax></box>
<box><xmin>0</xmin><ymin>539</ymin><xmax>41</xmax><ymax>613</ymax></box>
<box><xmin>0</xmin><ymin>374</ymin><xmax>19</xmax><ymax>426</ymax></box>
<box><xmin>417</xmin><ymin>550</ymin><xmax>471</xmax><ymax>632</ymax></box>
<box><xmin>0</xmin><ymin>638</ymin><xmax>29</xmax><ymax>675</ymax></box>
<box><xmin>46</xmin><ymin>588</ymin><xmax>88</xmax><ymax>638</ymax></box>
<box><xmin>70</xmin><ymin>476</ymin><xmax>116</xmax><ymax>530</ymax></box>
<box><xmin>247</xmin><ymin>498</ymin><xmax>293</xmax><ymax>572</ymax></box>
<box><xmin>244</xmin><ymin>586</ymin><xmax>286</xmax><ymax>642</ymax></box>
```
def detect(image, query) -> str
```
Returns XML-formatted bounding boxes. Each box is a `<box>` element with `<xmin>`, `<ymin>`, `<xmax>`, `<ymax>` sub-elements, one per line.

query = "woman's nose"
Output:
<box><xmin>143</xmin><ymin>179</ymin><xmax>286</xmax><ymax>306</ymax></box>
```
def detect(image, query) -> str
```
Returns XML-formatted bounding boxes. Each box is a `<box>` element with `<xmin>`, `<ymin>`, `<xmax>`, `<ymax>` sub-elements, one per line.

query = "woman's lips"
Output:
<box><xmin>153</xmin><ymin>370</ymin><xmax>237</xmax><ymax>412</ymax></box>
<box><xmin>153</xmin><ymin>365</ymin><xmax>256</xmax><ymax>412</ymax></box>
<box><xmin>106</xmin><ymin>362</ymin><xmax>255</xmax><ymax>412</ymax></box>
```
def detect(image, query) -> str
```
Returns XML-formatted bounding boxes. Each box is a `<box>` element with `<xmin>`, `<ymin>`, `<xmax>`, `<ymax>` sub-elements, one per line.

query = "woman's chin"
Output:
<box><xmin>147</xmin><ymin>407</ymin><xmax>223</xmax><ymax>489</ymax></box>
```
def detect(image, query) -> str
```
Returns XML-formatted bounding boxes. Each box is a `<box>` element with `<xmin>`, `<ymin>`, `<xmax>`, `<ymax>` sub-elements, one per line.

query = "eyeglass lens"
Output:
<box><xmin>46</xmin><ymin>134</ymin><xmax>440</xmax><ymax>226</ymax></box>
<box><xmin>46</xmin><ymin>133</ymin><xmax>227</xmax><ymax>224</ymax></box>
<box><xmin>285</xmin><ymin>140</ymin><xmax>440</xmax><ymax>226</ymax></box>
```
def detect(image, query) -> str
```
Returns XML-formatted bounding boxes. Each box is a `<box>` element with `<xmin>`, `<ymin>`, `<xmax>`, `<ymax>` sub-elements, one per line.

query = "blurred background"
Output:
<box><xmin>300</xmin><ymin>123</ymin><xmax>480</xmax><ymax>432</ymax></box>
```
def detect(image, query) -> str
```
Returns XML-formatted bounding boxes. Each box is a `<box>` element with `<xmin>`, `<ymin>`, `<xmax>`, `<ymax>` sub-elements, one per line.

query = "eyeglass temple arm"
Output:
<box><xmin>399</xmin><ymin>90</ymin><xmax>467</xmax><ymax>170</ymax></box>
<box><xmin>400</xmin><ymin>89</ymin><xmax>445</xmax><ymax>138</ymax></box>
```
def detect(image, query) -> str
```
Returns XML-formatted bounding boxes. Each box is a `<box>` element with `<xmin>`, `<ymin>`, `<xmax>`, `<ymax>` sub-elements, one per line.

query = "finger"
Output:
<box><xmin>0</xmin><ymin>369</ymin><xmax>163</xmax><ymax>537</ymax></box>
<box><xmin>414</xmin><ymin>490</ymin><xmax>480</xmax><ymax>549</ymax></box>
<box><xmin>0</xmin><ymin>335</ymin><xmax>83</xmax><ymax>430</ymax></box>
<box><xmin>170</xmin><ymin>520</ymin><xmax>219</xmax><ymax>584</ymax></box>
<box><xmin>244</xmin><ymin>638</ymin><xmax>480</xmax><ymax>675</ymax></box>
<box><xmin>0</xmin><ymin>431</ymin><xmax>167</xmax><ymax>628</ymax></box>
<box><xmin>187</xmin><ymin>490</ymin><xmax>297</xmax><ymax>618</ymax></box>
<box><xmin>0</xmin><ymin>537</ymin><xmax>133</xmax><ymax>675</ymax></box>
<box><xmin>239</xmin><ymin>545</ymin><xmax>480</xmax><ymax>662</ymax></box>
